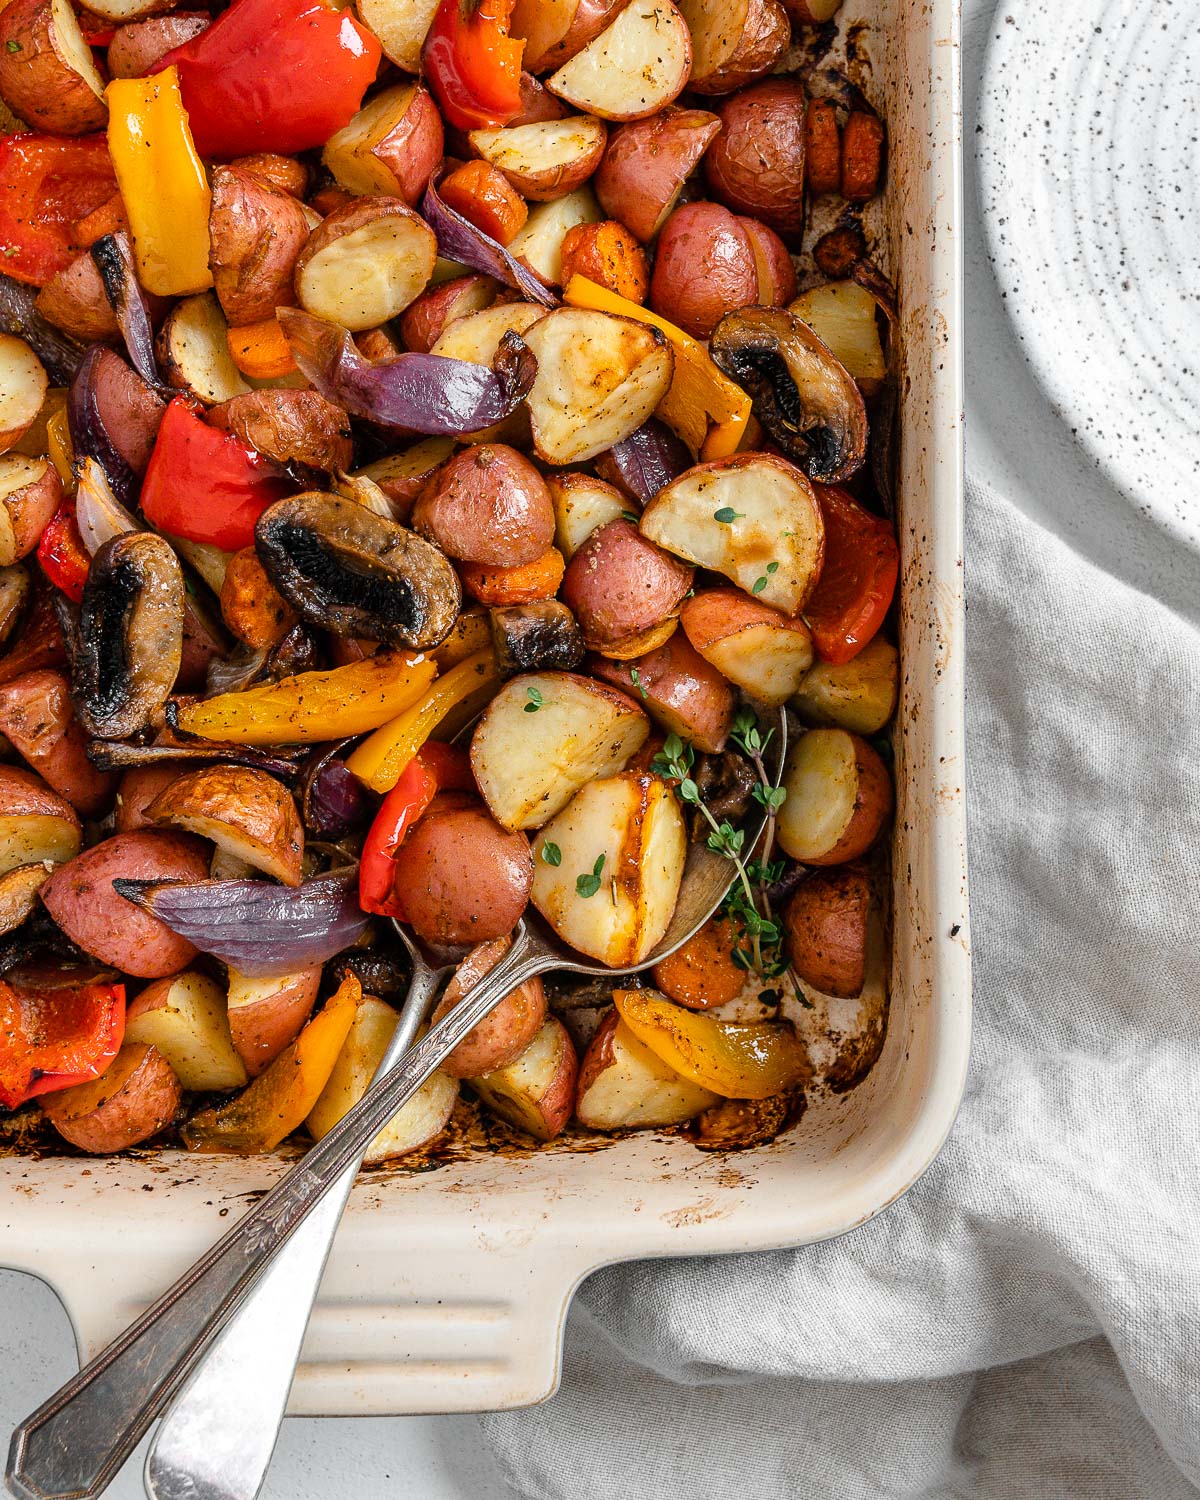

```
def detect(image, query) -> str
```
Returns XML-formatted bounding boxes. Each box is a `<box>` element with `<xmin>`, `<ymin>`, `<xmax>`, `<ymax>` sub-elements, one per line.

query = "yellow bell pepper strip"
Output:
<box><xmin>562</xmin><ymin>275</ymin><xmax>752</xmax><ymax>459</ymax></box>
<box><xmin>613</xmin><ymin>988</ymin><xmax>810</xmax><ymax>1099</ymax></box>
<box><xmin>172</xmin><ymin>652</ymin><xmax>437</xmax><ymax>745</ymax></box>
<box><xmin>430</xmin><ymin>610</ymin><xmax>493</xmax><ymax>671</ymax></box>
<box><xmin>183</xmin><ymin>975</ymin><xmax>360</xmax><ymax>1152</ymax></box>
<box><xmin>45</xmin><ymin>405</ymin><xmax>74</xmax><ymax>491</ymax></box>
<box><xmin>346</xmin><ymin>649</ymin><xmax>499</xmax><ymax>794</ymax></box>
<box><xmin>106</xmin><ymin>68</ymin><xmax>212</xmax><ymax>298</ymax></box>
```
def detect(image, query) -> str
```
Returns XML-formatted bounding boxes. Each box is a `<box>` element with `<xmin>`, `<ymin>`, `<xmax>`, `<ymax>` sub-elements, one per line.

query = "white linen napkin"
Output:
<box><xmin>478</xmin><ymin>473</ymin><xmax>1200</xmax><ymax>1499</ymax></box>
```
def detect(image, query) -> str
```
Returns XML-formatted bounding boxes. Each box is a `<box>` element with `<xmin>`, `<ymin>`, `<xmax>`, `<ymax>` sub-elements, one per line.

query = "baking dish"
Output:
<box><xmin>0</xmin><ymin>0</ymin><xmax>966</xmax><ymax>1416</ymax></box>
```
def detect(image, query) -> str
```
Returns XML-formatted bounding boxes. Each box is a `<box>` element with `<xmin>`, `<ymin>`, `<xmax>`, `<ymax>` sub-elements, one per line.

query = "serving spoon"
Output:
<box><xmin>6</xmin><ymin>710</ymin><xmax>784</xmax><ymax>1500</ymax></box>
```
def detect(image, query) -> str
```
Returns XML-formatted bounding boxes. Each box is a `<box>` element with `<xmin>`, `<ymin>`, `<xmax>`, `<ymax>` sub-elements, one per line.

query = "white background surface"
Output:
<box><xmin>3</xmin><ymin>1</ymin><xmax>1198</xmax><ymax>1495</ymax></box>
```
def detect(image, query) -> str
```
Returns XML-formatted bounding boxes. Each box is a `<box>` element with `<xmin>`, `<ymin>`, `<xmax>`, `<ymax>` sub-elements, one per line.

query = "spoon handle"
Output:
<box><xmin>6</xmin><ymin>926</ymin><xmax>550</xmax><ymax>1500</ymax></box>
<box><xmin>141</xmin><ymin>962</ymin><xmax>443</xmax><ymax>1500</ymax></box>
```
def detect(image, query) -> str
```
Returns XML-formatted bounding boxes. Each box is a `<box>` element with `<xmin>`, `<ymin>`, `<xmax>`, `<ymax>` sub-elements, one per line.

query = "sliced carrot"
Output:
<box><xmin>308</xmin><ymin>185</ymin><xmax>354</xmax><ymax>217</ymax></box>
<box><xmin>458</xmin><ymin>548</ymin><xmax>565</xmax><ymax>606</ymax></box>
<box><xmin>439</xmin><ymin>161</ymin><xmax>528</xmax><ymax>247</ymax></box>
<box><xmin>651</xmin><ymin>916</ymin><xmax>746</xmax><ymax>1010</ymax></box>
<box><xmin>805</xmin><ymin>99</ymin><xmax>842</xmax><ymax>196</ymax></box>
<box><xmin>841</xmin><ymin>112</ymin><xmax>886</xmax><ymax>203</ymax></box>
<box><xmin>70</xmin><ymin>192</ymin><xmax>128</xmax><ymax>250</ymax></box>
<box><xmin>226</xmin><ymin>316</ymin><xmax>298</xmax><ymax>380</ymax></box>
<box><xmin>560</xmin><ymin>220</ymin><xmax>649</xmax><ymax>303</ymax></box>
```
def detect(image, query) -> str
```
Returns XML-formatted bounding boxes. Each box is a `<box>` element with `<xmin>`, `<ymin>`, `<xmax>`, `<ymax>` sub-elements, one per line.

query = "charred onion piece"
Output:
<box><xmin>278</xmin><ymin>307</ymin><xmax>537</xmax><ymax>436</ymax></box>
<box><xmin>0</xmin><ymin>273</ymin><xmax>86</xmax><ymax>385</ymax></box>
<box><xmin>90</xmin><ymin>233</ymin><xmax>160</xmax><ymax>390</ymax></box>
<box><xmin>255</xmin><ymin>492</ymin><xmax>462</xmax><ymax>649</ymax></box>
<box><xmin>85</xmin><ymin>738</ymin><xmax>304</xmax><ymax>780</ymax></box>
<box><xmin>489</xmin><ymin>601</ymin><xmax>584</xmax><ymax>676</ymax></box>
<box><xmin>300</xmin><ymin>741</ymin><xmax>368</xmax><ymax>838</ymax></box>
<box><xmin>69</xmin><ymin>533</ymin><xmax>184</xmax><ymax>738</ymax></box>
<box><xmin>709</xmin><ymin>307</ymin><xmax>868</xmax><ymax>484</ymax></box>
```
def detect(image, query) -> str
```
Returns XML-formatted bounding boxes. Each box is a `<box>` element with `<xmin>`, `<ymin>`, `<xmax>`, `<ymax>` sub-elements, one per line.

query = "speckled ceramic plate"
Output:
<box><xmin>979</xmin><ymin>1</ymin><xmax>1200</xmax><ymax>549</ymax></box>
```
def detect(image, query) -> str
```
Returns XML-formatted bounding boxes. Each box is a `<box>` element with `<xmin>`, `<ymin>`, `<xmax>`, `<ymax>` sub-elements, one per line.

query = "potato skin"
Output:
<box><xmin>593</xmin><ymin>106</ymin><xmax>721</xmax><ymax>243</ymax></box>
<box><xmin>0</xmin><ymin>761</ymin><xmax>79</xmax><ymax>822</ymax></box>
<box><xmin>430</xmin><ymin>935</ymin><xmax>548</xmax><ymax>1078</ymax></box>
<box><xmin>589</xmin><ymin>630</ymin><xmax>735</xmax><ymax>754</ymax></box>
<box><xmin>208</xmin><ymin>166</ymin><xmax>310</xmax><ymax>327</ymax></box>
<box><xmin>705</xmin><ymin>80</ymin><xmax>808</xmax><ymax>239</ymax></box>
<box><xmin>0</xmin><ymin>459</ymin><xmax>62</xmax><ymax>564</ymax></box>
<box><xmin>649</xmin><ymin>202</ymin><xmax>759</xmax><ymax>339</ymax></box>
<box><xmin>390</xmin><ymin>795</ymin><xmax>533</xmax><ymax>945</ymax></box>
<box><xmin>560</xmin><ymin>219</ymin><xmax>649</xmax><ymax>302</ymax></box>
<box><xmin>41</xmin><ymin>830</ymin><xmax>210</xmax><ymax>978</ymax></box>
<box><xmin>740</xmin><ymin>216</ymin><xmax>797</xmax><ymax>304</ymax></box>
<box><xmin>398</xmin><ymin>274</ymin><xmax>498</xmax><ymax>354</ymax></box>
<box><xmin>0</xmin><ymin>0</ymin><xmax>106</xmax><ymax>135</ymax></box>
<box><xmin>814</xmin><ymin>735</ymin><xmax>891</xmax><ymax>866</ymax></box>
<box><xmin>560</xmin><ymin>518</ymin><xmax>694</xmax><ymax>650</ymax></box>
<box><xmin>115</xmin><ymin>764</ymin><xmax>188</xmax><ymax>833</ymax></box>
<box><xmin>35</xmin><ymin>252</ymin><xmax>120</xmax><ymax>342</ymax></box>
<box><xmin>0</xmin><ymin>669</ymin><xmax>117</xmax><ymax>816</ymax></box>
<box><xmin>687</xmin><ymin>0</ymin><xmax>789</xmax><ymax>96</ymax></box>
<box><xmin>412</xmin><ymin>444</ymin><xmax>555</xmax><ymax>567</ymax></box>
<box><xmin>40</xmin><ymin>1042</ymin><xmax>182</xmax><ymax>1154</ymax></box>
<box><xmin>783</xmin><ymin>864</ymin><xmax>869</xmax><ymax>997</ymax></box>
<box><xmin>229</xmin><ymin>152</ymin><xmax>308</xmax><ymax>199</ymax></box>
<box><xmin>107</xmin><ymin>14</ymin><xmax>210</xmax><ymax>77</ymax></box>
<box><xmin>210</xmin><ymin>390</ymin><xmax>353</xmax><ymax>474</ymax></box>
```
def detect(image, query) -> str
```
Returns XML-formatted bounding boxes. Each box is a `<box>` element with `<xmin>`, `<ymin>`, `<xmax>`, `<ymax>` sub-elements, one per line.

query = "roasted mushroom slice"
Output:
<box><xmin>709</xmin><ymin>307</ymin><xmax>868</xmax><ymax>484</ymax></box>
<box><xmin>64</xmin><ymin>534</ymin><xmax>183</xmax><ymax>739</ymax></box>
<box><xmin>489</xmin><ymin>601</ymin><xmax>585</xmax><ymax>676</ymax></box>
<box><xmin>255</xmin><ymin>492</ymin><xmax>462</xmax><ymax>649</ymax></box>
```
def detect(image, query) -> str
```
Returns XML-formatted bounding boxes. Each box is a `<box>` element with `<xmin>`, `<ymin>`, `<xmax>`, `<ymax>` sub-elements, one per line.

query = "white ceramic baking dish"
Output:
<box><xmin>0</xmin><ymin>0</ymin><xmax>966</xmax><ymax>1416</ymax></box>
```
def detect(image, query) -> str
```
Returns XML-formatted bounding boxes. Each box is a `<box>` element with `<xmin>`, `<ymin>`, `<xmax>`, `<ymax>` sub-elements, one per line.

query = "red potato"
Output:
<box><xmin>210</xmin><ymin>390</ymin><xmax>353</xmax><ymax>474</ymax></box>
<box><xmin>0</xmin><ymin>862</ymin><xmax>53</xmax><ymax>936</ymax></box>
<box><xmin>740</xmin><ymin>217</ymin><xmax>797</xmax><ymax>305</ymax></box>
<box><xmin>0</xmin><ymin>457</ymin><xmax>62</xmax><ymax>565</ymax></box>
<box><xmin>678</xmin><ymin>0</ymin><xmax>789</xmax><ymax>96</ymax></box>
<box><xmin>398</xmin><ymin>275</ymin><xmax>499</xmax><ymax>354</ymax></box>
<box><xmin>430</xmin><ymin>936</ymin><xmax>548</xmax><ymax>1078</ymax></box>
<box><xmin>353</xmin><ymin>438</ymin><xmax>456</xmax><ymax>521</ymax></box>
<box><xmin>561</xmin><ymin>518</ymin><xmax>694</xmax><ymax>653</ymax></box>
<box><xmin>0</xmin><ymin>763</ymin><xmax>81</xmax><ymax>876</ymax></box>
<box><xmin>593</xmin><ymin>107</ymin><xmax>722</xmax><ymax>244</ymax></box>
<box><xmin>225</xmin><ymin>965</ymin><xmax>322</xmax><ymax>1077</ymax></box>
<box><xmin>115</xmin><ymin>764</ymin><xmax>189</xmax><ymax>833</ymax></box>
<box><xmin>157</xmin><ymin>293</ymin><xmax>252</xmax><ymax>406</ymax></box>
<box><xmin>353</xmin><ymin>0</ymin><xmax>438</xmax><ymax>72</ymax></box>
<box><xmin>321</xmin><ymin>82</ymin><xmax>444</xmax><ymax>203</ymax></box>
<box><xmin>545</xmin><ymin>0</ymin><xmax>692</xmax><ymax>122</ymax></box>
<box><xmin>590</xmin><ymin>631</ymin><xmax>736</xmax><ymax>754</ymax></box>
<box><xmin>0</xmin><ymin>670</ymin><xmax>118</xmax><ymax>816</ymax></box>
<box><xmin>208</xmin><ymin>167</ymin><xmax>310</xmax><ymax>328</ymax></box>
<box><xmin>681</xmin><ymin>588</ymin><xmax>814</xmax><ymax>705</ymax></box>
<box><xmin>559</xmin><ymin>219</ymin><xmax>649</xmax><ymax>301</ymax></box>
<box><xmin>548</xmin><ymin>470</ymin><xmax>630</xmax><ymax>558</ymax></box>
<box><xmin>40</xmin><ymin>829</ymin><xmax>211</xmax><ymax>978</ymax></box>
<box><xmin>511</xmin><ymin>70</ymin><xmax>572</xmax><ymax>125</ymax></box>
<box><xmin>705</xmin><ymin>79</ymin><xmax>808</xmax><ymax>240</ymax></box>
<box><xmin>649</xmin><ymin>202</ymin><xmax>759</xmax><ymax>340</ymax></box>
<box><xmin>229</xmin><ymin>153</ymin><xmax>309</xmax><ymax>201</ymax></box>
<box><xmin>511</xmin><ymin>0</ymin><xmax>630</xmax><ymax>74</ymax></box>
<box><xmin>147</xmin><ymin>765</ymin><xmax>304</xmax><ymax>887</ymax></box>
<box><xmin>575</xmin><ymin>1007</ymin><xmax>718</xmax><ymax>1127</ymax></box>
<box><xmin>791</xmin><ymin>635</ymin><xmax>899</xmax><ymax>735</ymax></box>
<box><xmin>776</xmin><ymin>728</ymin><xmax>892</xmax><ymax>865</ymax></box>
<box><xmin>294</xmin><ymin>197</ymin><xmax>438</xmax><ymax>333</ymax></box>
<box><xmin>470</xmin><ymin>1015</ymin><xmax>578</xmax><ymax>1141</ymax></box>
<box><xmin>40</xmin><ymin>1042</ymin><xmax>182</xmax><ymax>1154</ymax></box>
<box><xmin>0</xmin><ymin>0</ymin><xmax>107</xmax><ymax>135</ymax></box>
<box><xmin>0</xmin><ymin>336</ymin><xmax>49</xmax><ymax>454</ymax></box>
<box><xmin>34</xmin><ymin>251</ymin><xmax>121</xmax><ymax>343</ymax></box>
<box><xmin>783</xmin><ymin>863</ymin><xmax>869</xmax><ymax>997</ymax></box>
<box><xmin>106</xmin><ymin>13</ymin><xmax>210</xmax><ymax>76</ymax></box>
<box><xmin>391</xmin><ymin>794</ymin><xmax>533</xmax><ymax>945</ymax></box>
<box><xmin>125</xmin><ymin>970</ymin><xmax>248</xmax><ymax>1091</ymax></box>
<box><xmin>468</xmin><ymin>116</ymin><xmax>608</xmax><ymax>202</ymax></box>
<box><xmin>412</xmin><ymin>444</ymin><xmax>555</xmax><ymax>568</ymax></box>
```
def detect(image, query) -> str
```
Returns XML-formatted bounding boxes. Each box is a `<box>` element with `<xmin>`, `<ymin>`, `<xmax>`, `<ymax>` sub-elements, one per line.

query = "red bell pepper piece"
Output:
<box><xmin>423</xmin><ymin>0</ymin><xmax>524</xmax><ymax>133</ymax></box>
<box><xmin>140</xmin><ymin>397</ymin><xmax>293</xmax><ymax>552</ymax></box>
<box><xmin>358</xmin><ymin>756</ymin><xmax>439</xmax><ymax>918</ymax></box>
<box><xmin>0</xmin><ymin>975</ymin><xmax>125</xmax><ymax>1110</ymax></box>
<box><xmin>37</xmin><ymin>505</ymin><xmax>91</xmax><ymax>603</ymax></box>
<box><xmin>414</xmin><ymin>741</ymin><xmax>474</xmax><ymax>792</ymax></box>
<box><xmin>162</xmin><ymin>0</ymin><xmax>381</xmax><ymax>159</ymax></box>
<box><xmin>804</xmin><ymin>485</ymin><xmax>899</xmax><ymax>666</ymax></box>
<box><xmin>0</xmin><ymin>583</ymin><xmax>67</xmax><ymax>686</ymax></box>
<box><xmin>0</xmin><ymin>134</ymin><xmax>118</xmax><ymax>287</ymax></box>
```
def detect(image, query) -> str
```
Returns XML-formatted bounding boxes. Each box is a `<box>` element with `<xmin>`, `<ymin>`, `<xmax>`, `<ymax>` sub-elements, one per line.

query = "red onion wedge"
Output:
<box><xmin>603</xmin><ymin>419</ymin><xmax>691</xmax><ymax>504</ymax></box>
<box><xmin>86</xmin><ymin>738</ymin><xmax>304</xmax><ymax>780</ymax></box>
<box><xmin>0</xmin><ymin>273</ymin><xmax>85</xmax><ymax>384</ymax></box>
<box><xmin>74</xmin><ymin>456</ymin><xmax>140</xmax><ymax>556</ymax></box>
<box><xmin>91</xmin><ymin>233</ymin><xmax>160</xmax><ymax>390</ymax></box>
<box><xmin>300</xmin><ymin>750</ymin><xmax>368</xmax><ymax>839</ymax></box>
<box><xmin>113</xmin><ymin>869</ymin><xmax>368</xmax><ymax>976</ymax></box>
<box><xmin>422</xmin><ymin>171</ymin><xmax>557</xmax><ymax>308</ymax></box>
<box><xmin>279</xmin><ymin>308</ymin><xmax>537</xmax><ymax>435</ymax></box>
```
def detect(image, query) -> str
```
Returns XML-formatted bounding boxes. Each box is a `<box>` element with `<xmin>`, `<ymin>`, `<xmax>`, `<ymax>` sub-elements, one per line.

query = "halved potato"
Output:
<box><xmin>0</xmin><ymin>0</ymin><xmax>107</xmax><ymax>134</ymax></box>
<box><xmin>354</xmin><ymin>0</ymin><xmax>440</xmax><ymax>72</ymax></box>
<box><xmin>575</xmin><ymin>1007</ymin><xmax>718</xmax><ymax>1128</ymax></box>
<box><xmin>0</xmin><ymin>336</ymin><xmax>48</xmax><ymax>454</ymax></box>
<box><xmin>640</xmin><ymin>454</ymin><xmax>825</xmax><ymax>615</ymax></box>
<box><xmin>469</xmin><ymin>116</ymin><xmax>608</xmax><ymax>201</ymax></box>
<box><xmin>321</xmin><ymin>81</ymin><xmax>443</xmax><ymax>202</ymax></box>
<box><xmin>560</xmin><ymin>517</ymin><xmax>692</xmax><ymax>651</ymax></box>
<box><xmin>469</xmin><ymin>1015</ymin><xmax>577</xmax><ymax>1141</ymax></box>
<box><xmin>678</xmin><ymin>0</ymin><xmax>788</xmax><ymax>95</ymax></box>
<box><xmin>790</xmin><ymin>281</ymin><xmax>887</xmax><ymax>396</ymax></box>
<box><xmin>776</xmin><ymin>727</ymin><xmax>893</xmax><ymax>865</ymax></box>
<box><xmin>226</xmin><ymin>965</ymin><xmax>322</xmax><ymax>1078</ymax></box>
<box><xmin>512</xmin><ymin>0</ymin><xmax>630</xmax><ymax>74</ymax></box>
<box><xmin>593</xmin><ymin>107</ymin><xmax>721</xmax><ymax>243</ymax></box>
<box><xmin>147</xmin><ymin>765</ymin><xmax>304</xmax><ymax>886</ymax></box>
<box><xmin>0</xmin><ymin>456</ymin><xmax>62</xmax><ymax>565</ymax></box>
<box><xmin>591</xmin><ymin>631</ymin><xmax>735</xmax><ymax>752</ymax></box>
<box><xmin>546</xmin><ymin>0</ymin><xmax>692</xmax><ymax>121</ymax></box>
<box><xmin>0</xmin><ymin>862</ymin><xmax>51</xmax><ymax>935</ymax></box>
<box><xmin>470</xmin><ymin>669</ymin><xmax>649</xmax><ymax>830</ymax></box>
<box><xmin>548</xmin><ymin>471</ymin><xmax>630</xmax><ymax>558</ymax></box>
<box><xmin>307</xmin><ymin>997</ymin><xmax>459</xmax><ymax>1164</ymax></box>
<box><xmin>681</xmin><ymin>587</ymin><xmax>814</xmax><ymax>705</ymax></box>
<box><xmin>40</xmin><ymin>1043</ymin><xmax>182</xmax><ymax>1154</ymax></box>
<box><xmin>530</xmin><ymin>772</ymin><xmax>686</xmax><ymax>966</ymax></box>
<box><xmin>295</xmin><ymin>198</ymin><xmax>438</xmax><ymax>333</ymax></box>
<box><xmin>157</xmin><ymin>293</ymin><xmax>252</xmax><ymax>405</ymax></box>
<box><xmin>0</xmin><ymin>763</ymin><xmax>81</xmax><ymax>876</ymax></box>
<box><xmin>508</xmin><ymin>186</ymin><xmax>602</xmax><ymax>284</ymax></box>
<box><xmin>125</xmin><ymin>970</ymin><xmax>248</xmax><ymax>1091</ymax></box>
<box><xmin>399</xmin><ymin>274</ymin><xmax>499</xmax><ymax>355</ymax></box>
<box><xmin>524</xmin><ymin>307</ymin><xmax>673</xmax><ymax>463</ymax></box>
<box><xmin>431</xmin><ymin>936</ymin><xmax>548</xmax><ymax>1078</ymax></box>
<box><xmin>791</xmin><ymin>636</ymin><xmax>899</xmax><ymax>735</ymax></box>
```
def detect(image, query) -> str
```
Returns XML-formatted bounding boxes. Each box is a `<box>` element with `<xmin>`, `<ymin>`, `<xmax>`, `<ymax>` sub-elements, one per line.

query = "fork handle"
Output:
<box><xmin>6</xmin><ymin>927</ymin><xmax>550</xmax><ymax>1500</ymax></box>
<box><xmin>141</xmin><ymin>964</ymin><xmax>442</xmax><ymax>1500</ymax></box>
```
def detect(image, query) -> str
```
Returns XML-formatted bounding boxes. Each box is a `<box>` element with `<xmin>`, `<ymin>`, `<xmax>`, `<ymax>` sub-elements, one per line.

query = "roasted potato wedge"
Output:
<box><xmin>649</xmin><ymin>202</ymin><xmax>760</xmax><ymax>339</ymax></box>
<box><xmin>469</xmin><ymin>1015</ymin><xmax>577</xmax><ymax>1141</ymax></box>
<box><xmin>0</xmin><ymin>457</ymin><xmax>62</xmax><ymax>566</ymax></box>
<box><xmin>776</xmin><ymin>727</ymin><xmax>893</xmax><ymax>865</ymax></box>
<box><xmin>125</xmin><ymin>970</ymin><xmax>249</xmax><ymax>1091</ymax></box>
<box><xmin>398</xmin><ymin>274</ymin><xmax>498</xmax><ymax>354</ymax></box>
<box><xmin>147</xmin><ymin>764</ymin><xmax>304</xmax><ymax>886</ymax></box>
<box><xmin>226</xmin><ymin>965</ymin><xmax>322</xmax><ymax>1078</ymax></box>
<box><xmin>210</xmin><ymin>390</ymin><xmax>353</xmax><ymax>474</ymax></box>
<box><xmin>321</xmin><ymin>81</ymin><xmax>443</xmax><ymax>202</ymax></box>
<box><xmin>0</xmin><ymin>667</ymin><xmax>117</xmax><ymax>816</ymax></box>
<box><xmin>0</xmin><ymin>763</ymin><xmax>81</xmax><ymax>876</ymax></box>
<box><xmin>678</xmin><ymin>0</ymin><xmax>789</xmax><ymax>95</ymax></box>
<box><xmin>575</xmin><ymin>1007</ymin><xmax>718</xmax><ymax>1127</ymax></box>
<box><xmin>411</xmin><ymin>442</ymin><xmax>555</xmax><ymax>567</ymax></box>
<box><xmin>469</xmin><ymin>115</ymin><xmax>608</xmax><ymax>201</ymax></box>
<box><xmin>511</xmin><ymin>0</ymin><xmax>630</xmax><ymax>74</ymax></box>
<box><xmin>561</xmin><ymin>518</ymin><xmax>693</xmax><ymax>652</ymax></box>
<box><xmin>0</xmin><ymin>336</ymin><xmax>48</xmax><ymax>454</ymax></box>
<box><xmin>430</xmin><ymin>935</ymin><xmax>548</xmax><ymax>1078</ymax></box>
<box><xmin>107</xmin><ymin>15</ymin><xmax>210</xmax><ymax>77</ymax></box>
<box><xmin>791</xmin><ymin>280</ymin><xmax>887</xmax><ymax>397</ymax></box>
<box><xmin>40</xmin><ymin>1042</ymin><xmax>182</xmax><ymax>1153</ymax></box>
<box><xmin>590</xmin><ymin>630</ymin><xmax>736</xmax><ymax>753</ymax></box>
<box><xmin>546</xmin><ymin>0</ymin><xmax>692</xmax><ymax>121</ymax></box>
<box><xmin>157</xmin><ymin>293</ymin><xmax>252</xmax><ymax>405</ymax></box>
<box><xmin>593</xmin><ymin>106</ymin><xmax>721</xmax><ymax>243</ymax></box>
<box><xmin>0</xmin><ymin>861</ymin><xmax>53</xmax><ymax>936</ymax></box>
<box><xmin>791</xmin><ymin>636</ymin><xmax>899</xmax><ymax>734</ymax></box>
<box><xmin>705</xmin><ymin>79</ymin><xmax>807</xmax><ymax>239</ymax></box>
<box><xmin>208</xmin><ymin>166</ymin><xmax>310</xmax><ymax>328</ymax></box>
<box><xmin>548</xmin><ymin>470</ymin><xmax>631</xmax><ymax>558</ymax></box>
<box><xmin>0</xmin><ymin>0</ymin><xmax>107</xmax><ymax>134</ymax></box>
<box><xmin>508</xmin><ymin>186</ymin><xmax>603</xmax><ymax>285</ymax></box>
<box><xmin>353</xmin><ymin>0</ymin><xmax>440</xmax><ymax>72</ymax></box>
<box><xmin>681</xmin><ymin>588</ymin><xmax>814</xmax><ymax>705</ymax></box>
<box><xmin>294</xmin><ymin>197</ymin><xmax>437</xmax><ymax>333</ymax></box>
